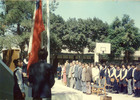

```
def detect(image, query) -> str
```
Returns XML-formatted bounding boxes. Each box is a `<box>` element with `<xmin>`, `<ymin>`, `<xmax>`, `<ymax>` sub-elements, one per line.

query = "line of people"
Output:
<box><xmin>57</xmin><ymin>60</ymin><xmax>140</xmax><ymax>97</ymax></box>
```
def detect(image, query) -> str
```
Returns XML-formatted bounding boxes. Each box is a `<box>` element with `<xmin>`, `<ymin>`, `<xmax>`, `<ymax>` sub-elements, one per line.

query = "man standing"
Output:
<box><xmin>71</xmin><ymin>61</ymin><xmax>76</xmax><ymax>88</ymax></box>
<box><xmin>29</xmin><ymin>48</ymin><xmax>55</xmax><ymax>100</ymax></box>
<box><xmin>66</xmin><ymin>60</ymin><xmax>70</xmax><ymax>87</ymax></box>
<box><xmin>78</xmin><ymin>62</ymin><xmax>83</xmax><ymax>91</ymax></box>
<box><xmin>74</xmin><ymin>61</ymin><xmax>79</xmax><ymax>90</ymax></box>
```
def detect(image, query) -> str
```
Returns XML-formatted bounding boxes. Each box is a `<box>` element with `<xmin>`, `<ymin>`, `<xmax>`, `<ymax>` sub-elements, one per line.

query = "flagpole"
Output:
<box><xmin>46</xmin><ymin>0</ymin><xmax>50</xmax><ymax>63</ymax></box>
<box><xmin>28</xmin><ymin>4</ymin><xmax>36</xmax><ymax>54</ymax></box>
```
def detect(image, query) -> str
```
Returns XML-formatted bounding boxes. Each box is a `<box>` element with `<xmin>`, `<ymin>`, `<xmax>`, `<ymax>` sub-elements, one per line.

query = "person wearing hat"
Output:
<box><xmin>13</xmin><ymin>58</ymin><xmax>25</xmax><ymax>100</ymax></box>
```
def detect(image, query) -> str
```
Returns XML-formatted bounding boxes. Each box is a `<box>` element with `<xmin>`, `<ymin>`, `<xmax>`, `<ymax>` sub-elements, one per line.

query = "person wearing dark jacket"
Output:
<box><xmin>120</xmin><ymin>64</ymin><xmax>127</xmax><ymax>93</ymax></box>
<box><xmin>126</xmin><ymin>64</ymin><xmax>133</xmax><ymax>95</ymax></box>
<box><xmin>13</xmin><ymin>58</ymin><xmax>25</xmax><ymax>100</ymax></box>
<box><xmin>29</xmin><ymin>48</ymin><xmax>55</xmax><ymax>100</ymax></box>
<box><xmin>113</xmin><ymin>65</ymin><xmax>121</xmax><ymax>93</ymax></box>
<box><xmin>57</xmin><ymin>63</ymin><xmax>62</xmax><ymax>80</ymax></box>
<box><xmin>134</xmin><ymin>65</ymin><xmax>140</xmax><ymax>97</ymax></box>
<box><xmin>100</xmin><ymin>65</ymin><xmax>106</xmax><ymax>86</ymax></box>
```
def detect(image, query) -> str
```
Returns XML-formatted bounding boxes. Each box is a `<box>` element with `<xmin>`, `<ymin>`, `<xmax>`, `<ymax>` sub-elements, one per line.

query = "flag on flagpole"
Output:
<box><xmin>27</xmin><ymin>0</ymin><xmax>45</xmax><ymax>76</ymax></box>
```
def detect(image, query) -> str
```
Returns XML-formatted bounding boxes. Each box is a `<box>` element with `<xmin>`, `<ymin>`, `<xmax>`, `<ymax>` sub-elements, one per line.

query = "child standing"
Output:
<box><xmin>13</xmin><ymin>58</ymin><xmax>25</xmax><ymax>100</ymax></box>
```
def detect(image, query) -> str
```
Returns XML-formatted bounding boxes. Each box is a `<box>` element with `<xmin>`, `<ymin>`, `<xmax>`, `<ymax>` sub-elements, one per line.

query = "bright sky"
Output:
<box><xmin>53</xmin><ymin>0</ymin><xmax>140</xmax><ymax>29</ymax></box>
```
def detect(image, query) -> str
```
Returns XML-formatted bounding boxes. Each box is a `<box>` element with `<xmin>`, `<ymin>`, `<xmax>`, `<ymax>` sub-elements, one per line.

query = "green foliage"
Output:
<box><xmin>43</xmin><ymin>12</ymin><xmax>64</xmax><ymax>54</ymax></box>
<box><xmin>4</xmin><ymin>1</ymin><xmax>34</xmax><ymax>24</ymax></box>
<box><xmin>0</xmin><ymin>32</ymin><xmax>30</xmax><ymax>50</ymax></box>
<box><xmin>0</xmin><ymin>0</ymin><xmax>140</xmax><ymax>63</ymax></box>
<box><xmin>62</xmin><ymin>18</ymin><xmax>87</xmax><ymax>53</ymax></box>
<box><xmin>50</xmin><ymin>33</ymin><xmax>62</xmax><ymax>54</ymax></box>
<box><xmin>105</xmin><ymin>14</ymin><xmax>140</xmax><ymax>62</ymax></box>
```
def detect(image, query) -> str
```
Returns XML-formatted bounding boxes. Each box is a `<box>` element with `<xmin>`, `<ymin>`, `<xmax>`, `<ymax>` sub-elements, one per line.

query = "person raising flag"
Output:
<box><xmin>27</xmin><ymin>0</ymin><xmax>45</xmax><ymax>76</ymax></box>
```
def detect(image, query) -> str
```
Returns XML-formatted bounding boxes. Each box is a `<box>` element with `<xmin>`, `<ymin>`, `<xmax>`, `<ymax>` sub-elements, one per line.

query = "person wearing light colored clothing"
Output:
<box><xmin>68</xmin><ymin>63</ymin><xmax>73</xmax><ymax>87</ymax></box>
<box><xmin>77</xmin><ymin>62</ymin><xmax>83</xmax><ymax>91</ymax></box>
<box><xmin>113</xmin><ymin>65</ymin><xmax>121</xmax><ymax>93</ymax></box>
<box><xmin>71</xmin><ymin>61</ymin><xmax>76</xmax><ymax>88</ymax></box>
<box><xmin>82</xmin><ymin>64</ymin><xmax>86</xmax><ymax>93</ymax></box>
<box><xmin>13</xmin><ymin>58</ymin><xmax>25</xmax><ymax>100</ymax></box>
<box><xmin>92</xmin><ymin>65</ymin><xmax>100</xmax><ymax>84</ymax></box>
<box><xmin>85</xmin><ymin>64</ymin><xmax>92</xmax><ymax>94</ymax></box>
<box><xmin>74</xmin><ymin>61</ymin><xmax>79</xmax><ymax>89</ymax></box>
<box><xmin>109</xmin><ymin>64</ymin><xmax>116</xmax><ymax>88</ymax></box>
<box><xmin>120</xmin><ymin>64</ymin><xmax>128</xmax><ymax>93</ymax></box>
<box><xmin>66</xmin><ymin>60</ymin><xmax>70</xmax><ymax>87</ymax></box>
<box><xmin>63</xmin><ymin>65</ymin><xmax>67</xmax><ymax>86</ymax></box>
<box><xmin>132</xmin><ymin>64</ymin><xmax>136</xmax><ymax>93</ymax></box>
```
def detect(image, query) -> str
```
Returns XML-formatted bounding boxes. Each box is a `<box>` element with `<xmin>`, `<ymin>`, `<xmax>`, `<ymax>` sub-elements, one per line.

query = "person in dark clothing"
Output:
<box><xmin>109</xmin><ymin>64</ymin><xmax>116</xmax><ymax>91</ymax></box>
<box><xmin>105</xmin><ymin>66</ymin><xmax>111</xmax><ymax>90</ymax></box>
<box><xmin>29</xmin><ymin>48</ymin><xmax>55</xmax><ymax>100</ymax></box>
<box><xmin>120</xmin><ymin>64</ymin><xmax>127</xmax><ymax>94</ymax></box>
<box><xmin>13</xmin><ymin>58</ymin><xmax>25</xmax><ymax>100</ymax></box>
<box><xmin>113</xmin><ymin>65</ymin><xmax>121</xmax><ymax>93</ymax></box>
<box><xmin>126</xmin><ymin>64</ymin><xmax>133</xmax><ymax>95</ymax></box>
<box><xmin>134</xmin><ymin>65</ymin><xmax>140</xmax><ymax>97</ymax></box>
<box><xmin>100</xmin><ymin>65</ymin><xmax>106</xmax><ymax>86</ymax></box>
<box><xmin>57</xmin><ymin>63</ymin><xmax>62</xmax><ymax>80</ymax></box>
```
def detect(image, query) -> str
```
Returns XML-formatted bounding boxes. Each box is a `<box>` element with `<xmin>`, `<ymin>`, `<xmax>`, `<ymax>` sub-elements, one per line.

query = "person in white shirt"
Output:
<box><xmin>120</xmin><ymin>64</ymin><xmax>127</xmax><ymax>94</ymax></box>
<box><xmin>82</xmin><ymin>63</ymin><xmax>87</xmax><ymax>93</ymax></box>
<box><xmin>68</xmin><ymin>63</ymin><xmax>73</xmax><ymax>87</ymax></box>
<box><xmin>109</xmin><ymin>64</ymin><xmax>116</xmax><ymax>87</ymax></box>
<box><xmin>105</xmin><ymin>66</ymin><xmax>111</xmax><ymax>90</ymax></box>
<box><xmin>113</xmin><ymin>64</ymin><xmax>121</xmax><ymax>93</ymax></box>
<box><xmin>92</xmin><ymin>65</ymin><xmax>100</xmax><ymax>85</ymax></box>
<box><xmin>132</xmin><ymin>64</ymin><xmax>136</xmax><ymax>93</ymax></box>
<box><xmin>13</xmin><ymin>58</ymin><xmax>25</xmax><ymax>100</ymax></box>
<box><xmin>71</xmin><ymin>61</ymin><xmax>76</xmax><ymax>88</ymax></box>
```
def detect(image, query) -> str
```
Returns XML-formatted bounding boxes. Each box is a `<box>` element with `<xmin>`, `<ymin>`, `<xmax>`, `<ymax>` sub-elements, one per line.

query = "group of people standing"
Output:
<box><xmin>13</xmin><ymin>48</ymin><xmax>55</xmax><ymax>100</ymax></box>
<box><xmin>57</xmin><ymin>60</ymin><xmax>92</xmax><ymax>94</ymax></box>
<box><xmin>57</xmin><ymin>60</ymin><xmax>140</xmax><ymax>97</ymax></box>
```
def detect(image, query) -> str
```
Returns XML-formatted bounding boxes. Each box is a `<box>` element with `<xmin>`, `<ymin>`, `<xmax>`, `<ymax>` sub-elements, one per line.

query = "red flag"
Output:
<box><xmin>27</xmin><ymin>0</ymin><xmax>45</xmax><ymax>76</ymax></box>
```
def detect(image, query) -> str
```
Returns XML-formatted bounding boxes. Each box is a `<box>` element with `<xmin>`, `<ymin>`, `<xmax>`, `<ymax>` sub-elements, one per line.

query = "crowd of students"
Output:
<box><xmin>57</xmin><ymin>60</ymin><xmax>140</xmax><ymax>97</ymax></box>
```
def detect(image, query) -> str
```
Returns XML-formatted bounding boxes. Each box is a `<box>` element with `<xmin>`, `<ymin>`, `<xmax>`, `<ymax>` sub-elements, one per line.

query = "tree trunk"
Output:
<box><xmin>124</xmin><ymin>50</ymin><xmax>129</xmax><ymax>63</ymax></box>
<box><xmin>17</xmin><ymin>23</ymin><xmax>21</xmax><ymax>35</ymax></box>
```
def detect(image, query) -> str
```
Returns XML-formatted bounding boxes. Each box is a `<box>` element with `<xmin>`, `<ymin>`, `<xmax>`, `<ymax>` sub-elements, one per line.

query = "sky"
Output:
<box><xmin>52</xmin><ymin>0</ymin><xmax>140</xmax><ymax>29</ymax></box>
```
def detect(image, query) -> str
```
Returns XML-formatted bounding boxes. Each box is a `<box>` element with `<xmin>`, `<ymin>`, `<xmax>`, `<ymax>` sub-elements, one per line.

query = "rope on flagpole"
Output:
<box><xmin>28</xmin><ymin>2</ymin><xmax>36</xmax><ymax>54</ymax></box>
<box><xmin>46</xmin><ymin>0</ymin><xmax>50</xmax><ymax>63</ymax></box>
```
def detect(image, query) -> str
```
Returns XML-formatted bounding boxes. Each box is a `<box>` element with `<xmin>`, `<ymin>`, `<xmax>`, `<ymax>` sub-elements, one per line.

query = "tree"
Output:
<box><xmin>0</xmin><ymin>0</ymin><xmax>35</xmax><ymax>59</ymax></box>
<box><xmin>0</xmin><ymin>0</ymin><xmax>34</xmax><ymax>35</ymax></box>
<box><xmin>62</xmin><ymin>18</ymin><xmax>88</xmax><ymax>54</ymax></box>
<box><xmin>85</xmin><ymin>18</ymin><xmax>109</xmax><ymax>52</ymax></box>
<box><xmin>42</xmin><ymin>12</ymin><xmax>64</xmax><ymax>55</ymax></box>
<box><xmin>105</xmin><ymin>15</ymin><xmax>140</xmax><ymax>63</ymax></box>
<box><xmin>0</xmin><ymin>0</ymin><xmax>60</xmax><ymax>58</ymax></box>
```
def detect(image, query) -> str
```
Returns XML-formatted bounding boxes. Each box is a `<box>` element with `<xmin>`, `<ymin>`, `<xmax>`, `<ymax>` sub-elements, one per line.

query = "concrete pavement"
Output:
<box><xmin>52</xmin><ymin>79</ymin><xmax>140</xmax><ymax>100</ymax></box>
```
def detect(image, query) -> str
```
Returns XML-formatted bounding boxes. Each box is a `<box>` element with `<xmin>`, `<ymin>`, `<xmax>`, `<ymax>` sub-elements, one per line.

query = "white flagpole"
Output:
<box><xmin>28</xmin><ymin>4</ymin><xmax>36</xmax><ymax>54</ymax></box>
<box><xmin>46</xmin><ymin>0</ymin><xmax>50</xmax><ymax>63</ymax></box>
